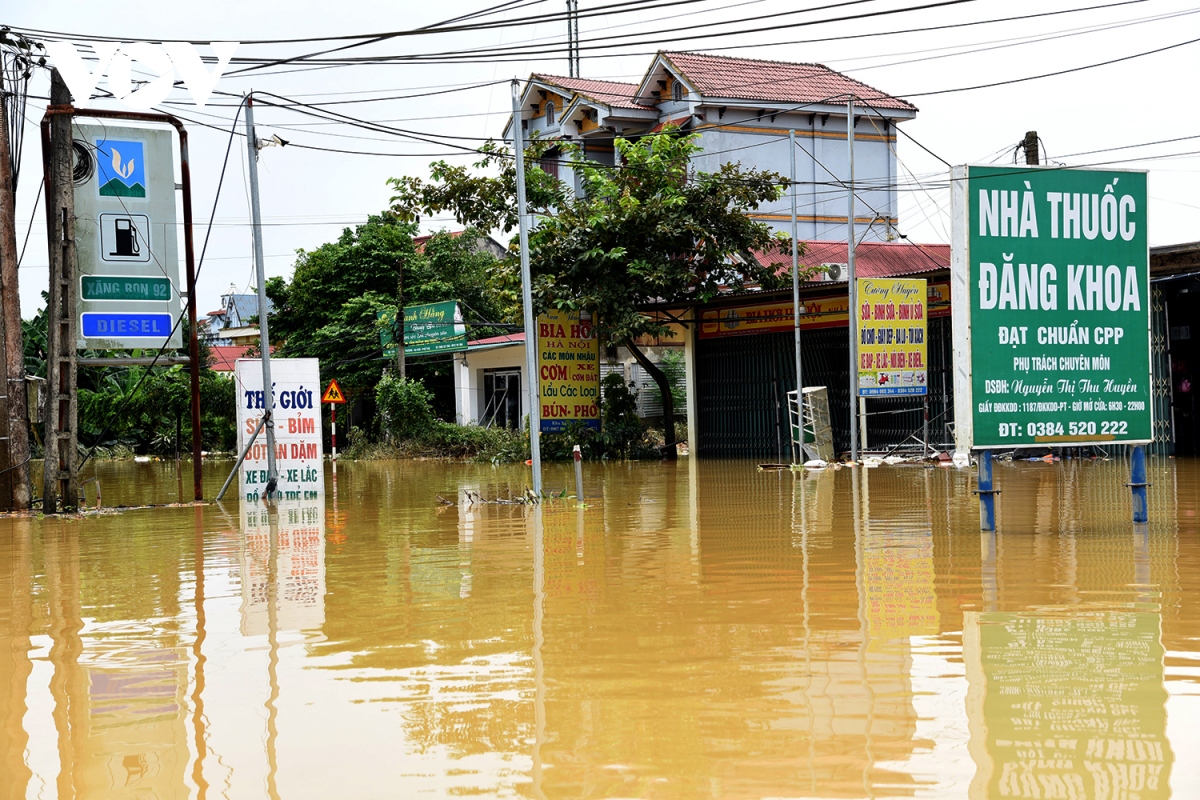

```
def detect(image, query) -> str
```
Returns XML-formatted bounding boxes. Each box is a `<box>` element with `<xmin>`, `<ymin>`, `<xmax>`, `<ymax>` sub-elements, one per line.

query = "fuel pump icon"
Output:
<box><xmin>110</xmin><ymin>217</ymin><xmax>141</xmax><ymax>258</ymax></box>
<box><xmin>99</xmin><ymin>213</ymin><xmax>151</xmax><ymax>262</ymax></box>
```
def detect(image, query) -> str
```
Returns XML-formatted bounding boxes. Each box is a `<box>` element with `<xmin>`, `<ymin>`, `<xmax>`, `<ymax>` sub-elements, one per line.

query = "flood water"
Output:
<box><xmin>1</xmin><ymin>456</ymin><xmax>1198</xmax><ymax>799</ymax></box>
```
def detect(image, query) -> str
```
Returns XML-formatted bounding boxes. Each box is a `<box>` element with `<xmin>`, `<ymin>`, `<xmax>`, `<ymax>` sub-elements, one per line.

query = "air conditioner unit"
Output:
<box><xmin>820</xmin><ymin>262</ymin><xmax>846</xmax><ymax>282</ymax></box>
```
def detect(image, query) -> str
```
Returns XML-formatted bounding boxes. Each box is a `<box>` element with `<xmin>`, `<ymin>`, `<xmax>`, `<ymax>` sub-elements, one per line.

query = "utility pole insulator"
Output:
<box><xmin>1023</xmin><ymin>130</ymin><xmax>1040</xmax><ymax>166</ymax></box>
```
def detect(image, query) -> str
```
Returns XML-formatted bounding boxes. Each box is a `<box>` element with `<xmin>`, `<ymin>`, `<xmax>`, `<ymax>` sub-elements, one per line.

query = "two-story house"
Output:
<box><xmin>503</xmin><ymin>50</ymin><xmax>918</xmax><ymax>244</ymax></box>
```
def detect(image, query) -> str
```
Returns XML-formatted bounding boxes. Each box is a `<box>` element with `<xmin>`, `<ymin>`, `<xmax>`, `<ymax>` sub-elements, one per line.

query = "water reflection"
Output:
<box><xmin>0</xmin><ymin>457</ymin><xmax>1196</xmax><ymax>797</ymax></box>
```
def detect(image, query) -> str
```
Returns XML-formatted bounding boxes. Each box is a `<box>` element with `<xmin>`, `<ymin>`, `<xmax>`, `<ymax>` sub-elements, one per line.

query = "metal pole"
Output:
<box><xmin>846</xmin><ymin>96</ymin><xmax>859</xmax><ymax>463</ymax></box>
<box><xmin>923</xmin><ymin>395</ymin><xmax>930</xmax><ymax>457</ymax></box>
<box><xmin>178</xmin><ymin>123</ymin><xmax>204</xmax><ymax>500</ymax></box>
<box><xmin>331</xmin><ymin>404</ymin><xmax>337</xmax><ymax>462</ymax></box>
<box><xmin>216</xmin><ymin>413</ymin><xmax>267</xmax><ymax>501</ymax></box>
<box><xmin>245</xmin><ymin>94</ymin><xmax>277</xmax><ymax>494</ymax></box>
<box><xmin>512</xmin><ymin>80</ymin><xmax>543</xmax><ymax>496</ymax></box>
<box><xmin>1130</xmin><ymin>445</ymin><xmax>1148</xmax><ymax>523</ymax></box>
<box><xmin>978</xmin><ymin>449</ymin><xmax>996</xmax><ymax>531</ymax></box>
<box><xmin>789</xmin><ymin>129</ymin><xmax>805</xmax><ymax>464</ymax></box>
<box><xmin>573</xmin><ymin>444</ymin><xmax>583</xmax><ymax>501</ymax></box>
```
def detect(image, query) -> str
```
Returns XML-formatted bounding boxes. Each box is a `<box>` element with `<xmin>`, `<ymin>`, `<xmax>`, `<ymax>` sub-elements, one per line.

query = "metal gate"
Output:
<box><xmin>695</xmin><ymin>316</ymin><xmax>956</xmax><ymax>459</ymax></box>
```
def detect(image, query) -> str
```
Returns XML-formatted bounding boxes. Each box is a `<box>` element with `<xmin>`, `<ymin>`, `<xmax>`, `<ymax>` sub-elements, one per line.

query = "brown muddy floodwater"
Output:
<box><xmin>1</xmin><ymin>456</ymin><xmax>1199</xmax><ymax>799</ymax></box>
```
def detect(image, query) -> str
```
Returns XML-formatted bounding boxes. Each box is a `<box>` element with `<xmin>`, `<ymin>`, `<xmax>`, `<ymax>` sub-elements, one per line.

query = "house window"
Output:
<box><xmin>672</xmin><ymin>81</ymin><xmax>683</xmax><ymax>101</ymax></box>
<box><xmin>482</xmin><ymin>369</ymin><xmax>521</xmax><ymax>429</ymax></box>
<box><xmin>545</xmin><ymin>101</ymin><xmax>556</xmax><ymax>125</ymax></box>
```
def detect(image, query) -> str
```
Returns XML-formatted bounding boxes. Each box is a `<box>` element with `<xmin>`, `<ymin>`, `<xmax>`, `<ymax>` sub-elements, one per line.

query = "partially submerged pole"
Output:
<box><xmin>846</xmin><ymin>96</ymin><xmax>859</xmax><ymax>462</ymax></box>
<box><xmin>245</xmin><ymin>94</ymin><xmax>278</xmax><ymax>496</ymax></box>
<box><xmin>512</xmin><ymin>79</ymin><xmax>543</xmax><ymax>496</ymax></box>
<box><xmin>789</xmin><ymin>129</ymin><xmax>804</xmax><ymax>463</ymax></box>
<box><xmin>573</xmin><ymin>444</ymin><xmax>584</xmax><ymax>502</ymax></box>
<box><xmin>1129</xmin><ymin>445</ymin><xmax>1149</xmax><ymax>524</ymax></box>
<box><xmin>977</xmin><ymin>450</ymin><xmax>997</xmax><ymax>532</ymax></box>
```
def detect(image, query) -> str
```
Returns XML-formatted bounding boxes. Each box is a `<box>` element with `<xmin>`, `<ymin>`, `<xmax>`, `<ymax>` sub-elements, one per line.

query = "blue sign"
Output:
<box><xmin>95</xmin><ymin>139</ymin><xmax>146</xmax><ymax>198</ymax></box>
<box><xmin>81</xmin><ymin>312</ymin><xmax>173</xmax><ymax>338</ymax></box>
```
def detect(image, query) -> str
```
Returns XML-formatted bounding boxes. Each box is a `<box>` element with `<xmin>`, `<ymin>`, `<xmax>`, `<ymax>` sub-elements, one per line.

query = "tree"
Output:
<box><xmin>265</xmin><ymin>214</ymin><xmax>510</xmax><ymax>419</ymax></box>
<box><xmin>389</xmin><ymin>128</ymin><xmax>810</xmax><ymax>457</ymax></box>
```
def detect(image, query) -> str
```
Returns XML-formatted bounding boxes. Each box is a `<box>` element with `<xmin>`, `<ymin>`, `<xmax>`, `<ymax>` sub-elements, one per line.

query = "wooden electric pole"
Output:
<box><xmin>41</xmin><ymin>70</ymin><xmax>79</xmax><ymax>513</ymax></box>
<box><xmin>1023</xmin><ymin>131</ymin><xmax>1040</xmax><ymax>165</ymax></box>
<box><xmin>0</xmin><ymin>67</ymin><xmax>30</xmax><ymax>509</ymax></box>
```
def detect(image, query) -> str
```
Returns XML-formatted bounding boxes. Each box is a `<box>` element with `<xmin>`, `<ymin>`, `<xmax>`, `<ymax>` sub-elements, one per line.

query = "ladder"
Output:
<box><xmin>787</xmin><ymin>387</ymin><xmax>835</xmax><ymax>463</ymax></box>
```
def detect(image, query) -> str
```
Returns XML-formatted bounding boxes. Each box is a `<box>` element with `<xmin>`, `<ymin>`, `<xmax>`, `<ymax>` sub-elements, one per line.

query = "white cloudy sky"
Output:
<box><xmin>6</xmin><ymin>0</ymin><xmax>1199</xmax><ymax>318</ymax></box>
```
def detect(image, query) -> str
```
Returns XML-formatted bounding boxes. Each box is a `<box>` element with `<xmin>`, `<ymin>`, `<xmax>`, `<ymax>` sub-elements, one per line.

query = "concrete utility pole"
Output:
<box><xmin>0</xmin><ymin>68</ymin><xmax>30</xmax><ymax>509</ymax></box>
<box><xmin>41</xmin><ymin>70</ymin><xmax>79</xmax><ymax>512</ymax></box>
<box><xmin>566</xmin><ymin>0</ymin><xmax>581</xmax><ymax>78</ymax></box>
<box><xmin>846</xmin><ymin>96</ymin><xmax>859</xmax><ymax>463</ymax></box>
<box><xmin>244</xmin><ymin>95</ymin><xmax>278</xmax><ymax>494</ymax></box>
<box><xmin>1023</xmin><ymin>131</ymin><xmax>1040</xmax><ymax>165</ymax></box>
<box><xmin>512</xmin><ymin>79</ymin><xmax>543</xmax><ymax>496</ymax></box>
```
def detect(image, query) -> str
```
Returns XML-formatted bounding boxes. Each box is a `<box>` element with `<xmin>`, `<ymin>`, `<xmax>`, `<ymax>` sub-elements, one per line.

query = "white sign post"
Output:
<box><xmin>235</xmin><ymin>358</ymin><xmax>324</xmax><ymax>501</ymax></box>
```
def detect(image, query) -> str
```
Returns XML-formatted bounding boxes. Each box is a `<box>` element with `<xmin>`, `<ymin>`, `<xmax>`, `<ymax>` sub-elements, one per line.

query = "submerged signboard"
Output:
<box><xmin>951</xmin><ymin>166</ymin><xmax>1151</xmax><ymax>450</ymax></box>
<box><xmin>537</xmin><ymin>308</ymin><xmax>599</xmax><ymax>433</ymax></box>
<box><xmin>856</xmin><ymin>277</ymin><xmax>928</xmax><ymax>396</ymax></box>
<box><xmin>235</xmin><ymin>358</ymin><xmax>324</xmax><ymax>501</ymax></box>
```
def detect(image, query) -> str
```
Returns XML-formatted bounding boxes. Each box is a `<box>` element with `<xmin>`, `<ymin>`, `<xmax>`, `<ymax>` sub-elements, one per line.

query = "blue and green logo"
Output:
<box><xmin>96</xmin><ymin>139</ymin><xmax>146</xmax><ymax>198</ymax></box>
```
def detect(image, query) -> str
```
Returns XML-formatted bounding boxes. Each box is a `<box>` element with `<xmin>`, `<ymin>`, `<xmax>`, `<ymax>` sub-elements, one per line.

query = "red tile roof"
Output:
<box><xmin>209</xmin><ymin>345</ymin><xmax>256</xmax><ymax>372</ymax></box>
<box><xmin>532</xmin><ymin>74</ymin><xmax>654</xmax><ymax>110</ymax></box>
<box><xmin>412</xmin><ymin>230</ymin><xmax>465</xmax><ymax>253</ymax></box>
<box><xmin>468</xmin><ymin>332</ymin><xmax>525</xmax><ymax>349</ymax></box>
<box><xmin>661</xmin><ymin>52</ymin><xmax>916</xmax><ymax>112</ymax></box>
<box><xmin>757</xmin><ymin>240</ymin><xmax>948</xmax><ymax>280</ymax></box>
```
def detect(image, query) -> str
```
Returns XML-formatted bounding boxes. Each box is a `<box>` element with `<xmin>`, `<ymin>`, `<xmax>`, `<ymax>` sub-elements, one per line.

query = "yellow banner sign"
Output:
<box><xmin>537</xmin><ymin>309</ymin><xmax>600</xmax><ymax>433</ymax></box>
<box><xmin>699</xmin><ymin>294</ymin><xmax>851</xmax><ymax>338</ymax></box>
<box><xmin>856</xmin><ymin>277</ymin><xmax>928</xmax><ymax>396</ymax></box>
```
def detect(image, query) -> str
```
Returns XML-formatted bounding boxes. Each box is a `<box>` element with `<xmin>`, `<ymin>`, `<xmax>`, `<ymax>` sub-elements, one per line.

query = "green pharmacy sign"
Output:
<box><xmin>951</xmin><ymin>165</ymin><xmax>1151</xmax><ymax>449</ymax></box>
<box><xmin>379</xmin><ymin>301</ymin><xmax>468</xmax><ymax>358</ymax></box>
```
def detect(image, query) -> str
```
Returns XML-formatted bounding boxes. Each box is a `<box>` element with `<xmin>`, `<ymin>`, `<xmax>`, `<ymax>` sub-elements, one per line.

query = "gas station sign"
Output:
<box><xmin>73</xmin><ymin>123</ymin><xmax>182</xmax><ymax>349</ymax></box>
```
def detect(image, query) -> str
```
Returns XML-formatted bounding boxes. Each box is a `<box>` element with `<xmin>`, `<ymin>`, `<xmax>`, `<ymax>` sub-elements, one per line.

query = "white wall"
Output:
<box><xmin>453</xmin><ymin>344</ymin><xmax>529</xmax><ymax>428</ymax></box>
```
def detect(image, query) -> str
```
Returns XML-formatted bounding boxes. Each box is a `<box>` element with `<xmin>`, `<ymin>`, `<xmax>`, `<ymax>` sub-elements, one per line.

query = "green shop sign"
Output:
<box><xmin>951</xmin><ymin>165</ymin><xmax>1151</xmax><ymax>449</ymax></box>
<box><xmin>379</xmin><ymin>301</ymin><xmax>467</xmax><ymax>357</ymax></box>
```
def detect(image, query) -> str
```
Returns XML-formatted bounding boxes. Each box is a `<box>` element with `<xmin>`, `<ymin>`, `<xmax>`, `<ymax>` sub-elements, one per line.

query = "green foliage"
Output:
<box><xmin>386</xmin><ymin>128</ymin><xmax>821</xmax><ymax>448</ymax></box>
<box><xmin>376</xmin><ymin>373</ymin><xmax>436</xmax><ymax>441</ymax></box>
<box><xmin>422</xmin><ymin>422</ymin><xmax>527</xmax><ymax>463</ymax></box>
<box><xmin>266</xmin><ymin>216</ymin><xmax>509</xmax><ymax>407</ymax></box>
<box><xmin>389</xmin><ymin>138</ymin><xmax>569</xmax><ymax>234</ymax></box>
<box><xmin>651</xmin><ymin>350</ymin><xmax>687</xmax><ymax>421</ymax></box>
<box><xmin>598</xmin><ymin>372</ymin><xmax>651</xmax><ymax>458</ymax></box>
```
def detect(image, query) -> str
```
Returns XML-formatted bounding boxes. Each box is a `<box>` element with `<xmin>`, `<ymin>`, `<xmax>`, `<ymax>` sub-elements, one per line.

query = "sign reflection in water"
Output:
<box><xmin>0</xmin><ymin>459</ymin><xmax>1196</xmax><ymax>798</ymax></box>
<box><xmin>240</xmin><ymin>500</ymin><xmax>327</xmax><ymax>635</ymax></box>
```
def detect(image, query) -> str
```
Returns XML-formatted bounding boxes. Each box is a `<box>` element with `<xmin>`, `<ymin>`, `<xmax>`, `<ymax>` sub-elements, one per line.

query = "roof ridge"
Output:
<box><xmin>659</xmin><ymin>50</ymin><xmax>916</xmax><ymax>110</ymax></box>
<box><xmin>662</xmin><ymin>50</ymin><xmax>830</xmax><ymax>71</ymax></box>
<box><xmin>532</xmin><ymin>73</ymin><xmax>639</xmax><ymax>88</ymax></box>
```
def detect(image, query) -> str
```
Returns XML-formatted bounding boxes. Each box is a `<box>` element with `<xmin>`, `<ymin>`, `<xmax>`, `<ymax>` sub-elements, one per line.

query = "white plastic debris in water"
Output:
<box><xmin>804</xmin><ymin>459</ymin><xmax>829</xmax><ymax>470</ymax></box>
<box><xmin>952</xmin><ymin>451</ymin><xmax>971</xmax><ymax>468</ymax></box>
<box><xmin>883</xmin><ymin>455</ymin><xmax>905</xmax><ymax>465</ymax></box>
<box><xmin>862</xmin><ymin>456</ymin><xmax>883</xmax><ymax>468</ymax></box>
<box><xmin>134</xmin><ymin>456</ymin><xmax>152</xmax><ymax>463</ymax></box>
